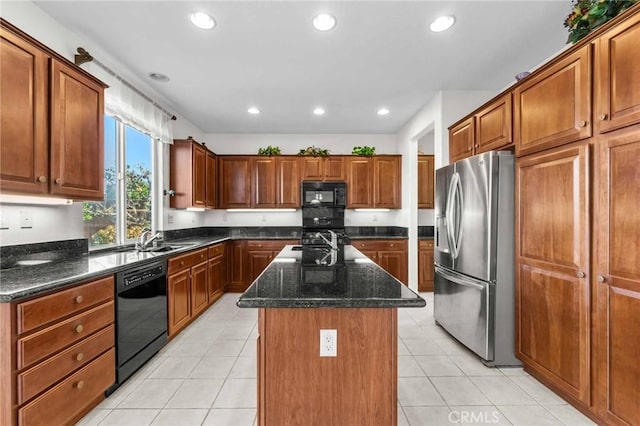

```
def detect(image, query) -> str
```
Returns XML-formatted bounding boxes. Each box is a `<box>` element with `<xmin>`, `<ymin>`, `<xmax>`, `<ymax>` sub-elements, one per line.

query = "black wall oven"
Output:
<box><xmin>108</xmin><ymin>260</ymin><xmax>168</xmax><ymax>394</ymax></box>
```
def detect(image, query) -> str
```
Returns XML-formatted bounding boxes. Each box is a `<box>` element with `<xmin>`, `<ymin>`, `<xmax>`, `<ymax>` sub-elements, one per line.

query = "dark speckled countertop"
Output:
<box><xmin>237</xmin><ymin>245</ymin><xmax>425</xmax><ymax>308</ymax></box>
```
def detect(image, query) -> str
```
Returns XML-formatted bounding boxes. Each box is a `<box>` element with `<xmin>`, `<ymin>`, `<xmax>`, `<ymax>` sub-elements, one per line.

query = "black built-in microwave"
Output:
<box><xmin>301</xmin><ymin>181</ymin><xmax>346</xmax><ymax>207</ymax></box>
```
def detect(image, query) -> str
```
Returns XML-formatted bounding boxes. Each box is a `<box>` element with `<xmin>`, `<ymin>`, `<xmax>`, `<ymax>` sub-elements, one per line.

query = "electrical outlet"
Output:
<box><xmin>167</xmin><ymin>213</ymin><xmax>174</xmax><ymax>224</ymax></box>
<box><xmin>320</xmin><ymin>329</ymin><xmax>337</xmax><ymax>357</ymax></box>
<box><xmin>20</xmin><ymin>210</ymin><xmax>33</xmax><ymax>229</ymax></box>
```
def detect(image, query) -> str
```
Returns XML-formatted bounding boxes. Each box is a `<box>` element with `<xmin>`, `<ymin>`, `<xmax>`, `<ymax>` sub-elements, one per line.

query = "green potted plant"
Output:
<box><xmin>257</xmin><ymin>145</ymin><xmax>281</xmax><ymax>156</ymax></box>
<box><xmin>564</xmin><ymin>0</ymin><xmax>637</xmax><ymax>44</ymax></box>
<box><xmin>351</xmin><ymin>146</ymin><xmax>376</xmax><ymax>156</ymax></box>
<box><xmin>297</xmin><ymin>145</ymin><xmax>330</xmax><ymax>156</ymax></box>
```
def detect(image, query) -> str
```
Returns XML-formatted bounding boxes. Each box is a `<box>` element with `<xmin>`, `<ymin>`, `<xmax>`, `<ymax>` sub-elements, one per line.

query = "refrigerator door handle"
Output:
<box><xmin>452</xmin><ymin>173</ymin><xmax>464</xmax><ymax>258</ymax></box>
<box><xmin>447</xmin><ymin>172</ymin><xmax>461</xmax><ymax>259</ymax></box>
<box><xmin>435</xmin><ymin>265</ymin><xmax>486</xmax><ymax>291</ymax></box>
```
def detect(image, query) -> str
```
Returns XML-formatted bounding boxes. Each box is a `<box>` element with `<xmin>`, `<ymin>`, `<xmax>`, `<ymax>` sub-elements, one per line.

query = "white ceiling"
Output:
<box><xmin>34</xmin><ymin>1</ymin><xmax>570</xmax><ymax>134</ymax></box>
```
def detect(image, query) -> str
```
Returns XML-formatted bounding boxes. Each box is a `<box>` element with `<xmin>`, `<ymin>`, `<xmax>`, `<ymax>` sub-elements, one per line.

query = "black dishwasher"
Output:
<box><xmin>108</xmin><ymin>259</ymin><xmax>168</xmax><ymax>394</ymax></box>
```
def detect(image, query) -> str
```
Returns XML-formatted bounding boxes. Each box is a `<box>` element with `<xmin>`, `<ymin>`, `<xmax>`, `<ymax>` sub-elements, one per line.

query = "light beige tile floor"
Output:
<box><xmin>77</xmin><ymin>293</ymin><xmax>596</xmax><ymax>426</ymax></box>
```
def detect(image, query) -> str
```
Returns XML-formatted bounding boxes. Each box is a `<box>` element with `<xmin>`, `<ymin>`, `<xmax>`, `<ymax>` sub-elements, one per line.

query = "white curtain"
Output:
<box><xmin>87</xmin><ymin>63</ymin><xmax>174</xmax><ymax>144</ymax></box>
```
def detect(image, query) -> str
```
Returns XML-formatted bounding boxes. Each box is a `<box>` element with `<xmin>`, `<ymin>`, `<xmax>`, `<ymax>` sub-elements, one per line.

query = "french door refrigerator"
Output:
<box><xmin>433</xmin><ymin>151</ymin><xmax>520</xmax><ymax>366</ymax></box>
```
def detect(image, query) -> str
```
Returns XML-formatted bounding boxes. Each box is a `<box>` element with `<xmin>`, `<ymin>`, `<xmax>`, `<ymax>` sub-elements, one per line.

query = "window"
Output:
<box><xmin>83</xmin><ymin>116</ymin><xmax>155</xmax><ymax>248</ymax></box>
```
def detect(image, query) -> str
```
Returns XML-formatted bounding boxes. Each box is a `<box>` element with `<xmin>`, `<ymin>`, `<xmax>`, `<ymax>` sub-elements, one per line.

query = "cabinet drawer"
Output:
<box><xmin>19</xmin><ymin>348</ymin><xmax>115</xmax><ymax>426</ymax></box>
<box><xmin>353</xmin><ymin>240</ymin><xmax>406</xmax><ymax>251</ymax></box>
<box><xmin>18</xmin><ymin>325</ymin><xmax>114</xmax><ymax>404</ymax></box>
<box><xmin>208</xmin><ymin>243</ymin><xmax>224</xmax><ymax>259</ymax></box>
<box><xmin>18</xmin><ymin>301</ymin><xmax>114</xmax><ymax>369</ymax></box>
<box><xmin>246</xmin><ymin>241</ymin><xmax>279</xmax><ymax>250</ymax></box>
<box><xmin>17</xmin><ymin>276</ymin><xmax>114</xmax><ymax>334</ymax></box>
<box><xmin>168</xmin><ymin>248</ymin><xmax>207</xmax><ymax>274</ymax></box>
<box><xmin>419</xmin><ymin>240</ymin><xmax>434</xmax><ymax>249</ymax></box>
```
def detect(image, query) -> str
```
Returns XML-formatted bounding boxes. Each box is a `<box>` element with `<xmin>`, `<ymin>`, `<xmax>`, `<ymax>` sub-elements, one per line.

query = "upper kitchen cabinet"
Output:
<box><xmin>300</xmin><ymin>156</ymin><xmax>345</xmax><ymax>181</ymax></box>
<box><xmin>252</xmin><ymin>157</ymin><xmax>277</xmax><ymax>208</ymax></box>
<box><xmin>449</xmin><ymin>117</ymin><xmax>475</xmax><ymax>163</ymax></box>
<box><xmin>219</xmin><ymin>156</ymin><xmax>252</xmax><ymax>208</ymax></box>
<box><xmin>276</xmin><ymin>156</ymin><xmax>301</xmax><ymax>208</ymax></box>
<box><xmin>514</xmin><ymin>45</ymin><xmax>592</xmax><ymax>157</ymax></box>
<box><xmin>0</xmin><ymin>20</ymin><xmax>106</xmax><ymax>200</ymax></box>
<box><xmin>475</xmin><ymin>93</ymin><xmax>513</xmax><ymax>154</ymax></box>
<box><xmin>418</xmin><ymin>155</ymin><xmax>434</xmax><ymax>209</ymax></box>
<box><xmin>346</xmin><ymin>155</ymin><xmax>402</xmax><ymax>209</ymax></box>
<box><xmin>170</xmin><ymin>138</ymin><xmax>216</xmax><ymax>209</ymax></box>
<box><xmin>595</xmin><ymin>11</ymin><xmax>640</xmax><ymax>134</ymax></box>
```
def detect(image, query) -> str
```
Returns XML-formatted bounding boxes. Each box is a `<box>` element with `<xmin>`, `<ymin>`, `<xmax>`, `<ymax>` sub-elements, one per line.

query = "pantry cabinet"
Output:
<box><xmin>346</xmin><ymin>155</ymin><xmax>402</xmax><ymax>209</ymax></box>
<box><xmin>170</xmin><ymin>138</ymin><xmax>215</xmax><ymax>209</ymax></box>
<box><xmin>0</xmin><ymin>20</ymin><xmax>106</xmax><ymax>200</ymax></box>
<box><xmin>417</xmin><ymin>155</ymin><xmax>434</xmax><ymax>209</ymax></box>
<box><xmin>0</xmin><ymin>276</ymin><xmax>115</xmax><ymax>426</ymax></box>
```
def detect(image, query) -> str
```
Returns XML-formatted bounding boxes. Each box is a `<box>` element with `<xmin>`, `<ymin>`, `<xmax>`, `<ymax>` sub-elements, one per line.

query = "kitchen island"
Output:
<box><xmin>237</xmin><ymin>244</ymin><xmax>425</xmax><ymax>426</ymax></box>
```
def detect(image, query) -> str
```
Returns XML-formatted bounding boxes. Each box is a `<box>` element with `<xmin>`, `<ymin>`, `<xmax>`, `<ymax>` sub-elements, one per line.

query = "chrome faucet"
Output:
<box><xmin>315</xmin><ymin>230</ymin><xmax>338</xmax><ymax>250</ymax></box>
<box><xmin>136</xmin><ymin>230</ymin><xmax>162</xmax><ymax>251</ymax></box>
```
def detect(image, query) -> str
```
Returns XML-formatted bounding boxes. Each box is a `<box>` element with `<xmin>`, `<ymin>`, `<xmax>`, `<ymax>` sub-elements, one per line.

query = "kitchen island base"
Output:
<box><xmin>257</xmin><ymin>307</ymin><xmax>397</xmax><ymax>426</ymax></box>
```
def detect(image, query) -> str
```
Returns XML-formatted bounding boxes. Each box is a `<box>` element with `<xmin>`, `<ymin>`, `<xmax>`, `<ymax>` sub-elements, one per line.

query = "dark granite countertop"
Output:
<box><xmin>0</xmin><ymin>235</ymin><xmax>230</xmax><ymax>302</ymax></box>
<box><xmin>237</xmin><ymin>245</ymin><xmax>425</xmax><ymax>308</ymax></box>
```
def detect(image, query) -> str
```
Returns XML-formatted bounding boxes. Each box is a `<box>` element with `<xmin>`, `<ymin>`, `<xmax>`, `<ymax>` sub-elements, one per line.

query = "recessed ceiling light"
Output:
<box><xmin>429</xmin><ymin>15</ymin><xmax>455</xmax><ymax>32</ymax></box>
<box><xmin>313</xmin><ymin>13</ymin><xmax>336</xmax><ymax>31</ymax></box>
<box><xmin>377</xmin><ymin>108</ymin><xmax>390</xmax><ymax>116</ymax></box>
<box><xmin>190</xmin><ymin>11</ymin><xmax>215</xmax><ymax>30</ymax></box>
<box><xmin>247</xmin><ymin>107</ymin><xmax>261</xmax><ymax>115</ymax></box>
<box><xmin>313</xmin><ymin>107</ymin><xmax>325</xmax><ymax>116</ymax></box>
<box><xmin>148</xmin><ymin>72</ymin><xmax>170</xmax><ymax>82</ymax></box>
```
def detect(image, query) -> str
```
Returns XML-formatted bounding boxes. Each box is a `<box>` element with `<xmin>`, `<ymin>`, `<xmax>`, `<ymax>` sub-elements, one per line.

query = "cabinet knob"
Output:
<box><xmin>576</xmin><ymin>271</ymin><xmax>585</xmax><ymax>278</ymax></box>
<box><xmin>579</xmin><ymin>120</ymin><xmax>587</xmax><ymax>127</ymax></box>
<box><xmin>55</xmin><ymin>178</ymin><xmax>62</xmax><ymax>185</ymax></box>
<box><xmin>390</xmin><ymin>243</ymin><xmax>394</xmax><ymax>247</ymax></box>
<box><xmin>468</xmin><ymin>147</ymin><xmax>473</xmax><ymax>151</ymax></box>
<box><xmin>258</xmin><ymin>244</ymin><xmax>263</xmax><ymax>248</ymax></box>
<box><xmin>76</xmin><ymin>352</ymin><xmax>85</xmax><ymax>361</ymax></box>
<box><xmin>598</xmin><ymin>113</ymin><xmax>608</xmax><ymax>121</ymax></box>
<box><xmin>180</xmin><ymin>261</ymin><xmax>184</xmax><ymax>266</ymax></box>
<box><xmin>596</xmin><ymin>275</ymin><xmax>606</xmax><ymax>283</ymax></box>
<box><xmin>75</xmin><ymin>324</ymin><xmax>84</xmax><ymax>333</ymax></box>
<box><xmin>37</xmin><ymin>176</ymin><xmax>47</xmax><ymax>183</ymax></box>
<box><xmin>474</xmin><ymin>144</ymin><xmax>479</xmax><ymax>148</ymax></box>
<box><xmin>75</xmin><ymin>380</ymin><xmax>85</xmax><ymax>389</ymax></box>
<box><xmin>75</xmin><ymin>295</ymin><xmax>84</xmax><ymax>304</ymax></box>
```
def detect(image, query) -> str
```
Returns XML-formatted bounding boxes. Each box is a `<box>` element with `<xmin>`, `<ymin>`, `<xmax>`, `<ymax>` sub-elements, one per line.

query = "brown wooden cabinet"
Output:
<box><xmin>219</xmin><ymin>156</ymin><xmax>252</xmax><ymax>208</ymax></box>
<box><xmin>0</xmin><ymin>21</ymin><xmax>106</xmax><ymax>200</ymax></box>
<box><xmin>418</xmin><ymin>240</ymin><xmax>434</xmax><ymax>292</ymax></box>
<box><xmin>276</xmin><ymin>156</ymin><xmax>301</xmax><ymax>207</ymax></box>
<box><xmin>351</xmin><ymin>239</ymin><xmax>407</xmax><ymax>284</ymax></box>
<box><xmin>227</xmin><ymin>240</ymin><xmax>298</xmax><ymax>292</ymax></box>
<box><xmin>595</xmin><ymin>12</ymin><xmax>640</xmax><ymax>134</ymax></box>
<box><xmin>167</xmin><ymin>248</ymin><xmax>209</xmax><ymax>337</ymax></box>
<box><xmin>418</xmin><ymin>155</ymin><xmax>434</xmax><ymax>209</ymax></box>
<box><xmin>449</xmin><ymin>117</ymin><xmax>475</xmax><ymax>163</ymax></box>
<box><xmin>593</xmin><ymin>123</ymin><xmax>640</xmax><ymax>424</ymax></box>
<box><xmin>0</xmin><ymin>276</ymin><xmax>115</xmax><ymax>426</ymax></box>
<box><xmin>190</xmin><ymin>260</ymin><xmax>209</xmax><ymax>318</ymax></box>
<box><xmin>515</xmin><ymin>142</ymin><xmax>591</xmax><ymax>407</ymax></box>
<box><xmin>167</xmin><ymin>269</ymin><xmax>191</xmax><ymax>337</ymax></box>
<box><xmin>252</xmin><ymin>157</ymin><xmax>277</xmax><ymax>207</ymax></box>
<box><xmin>301</xmin><ymin>156</ymin><xmax>345</xmax><ymax>181</ymax></box>
<box><xmin>207</xmin><ymin>243</ymin><xmax>226</xmax><ymax>305</ymax></box>
<box><xmin>514</xmin><ymin>45</ymin><xmax>592</xmax><ymax>157</ymax></box>
<box><xmin>346</xmin><ymin>155</ymin><xmax>402</xmax><ymax>209</ymax></box>
<box><xmin>170</xmin><ymin>138</ymin><xmax>215</xmax><ymax>209</ymax></box>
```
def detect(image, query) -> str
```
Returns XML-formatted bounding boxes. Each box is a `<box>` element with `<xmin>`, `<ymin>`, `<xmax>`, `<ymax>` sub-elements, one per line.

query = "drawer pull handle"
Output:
<box><xmin>598</xmin><ymin>113</ymin><xmax>607</xmax><ymax>121</ymax></box>
<box><xmin>75</xmin><ymin>295</ymin><xmax>84</xmax><ymax>304</ymax></box>
<box><xmin>75</xmin><ymin>324</ymin><xmax>84</xmax><ymax>333</ymax></box>
<box><xmin>38</xmin><ymin>176</ymin><xmax>47</xmax><ymax>183</ymax></box>
<box><xmin>75</xmin><ymin>380</ymin><xmax>85</xmax><ymax>389</ymax></box>
<box><xmin>76</xmin><ymin>352</ymin><xmax>85</xmax><ymax>361</ymax></box>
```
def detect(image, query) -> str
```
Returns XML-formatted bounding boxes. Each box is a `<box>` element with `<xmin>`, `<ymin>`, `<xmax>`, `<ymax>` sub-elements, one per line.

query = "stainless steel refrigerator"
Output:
<box><xmin>434</xmin><ymin>151</ymin><xmax>520</xmax><ymax>366</ymax></box>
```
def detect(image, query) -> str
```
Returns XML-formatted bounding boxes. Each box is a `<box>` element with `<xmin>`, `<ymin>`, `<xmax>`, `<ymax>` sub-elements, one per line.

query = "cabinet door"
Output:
<box><xmin>247</xmin><ymin>248</ymin><xmax>274</xmax><ymax>283</ymax></box>
<box><xmin>449</xmin><ymin>117</ymin><xmax>475</xmax><ymax>163</ymax></box>
<box><xmin>417</xmin><ymin>155</ymin><xmax>434</xmax><ymax>209</ymax></box>
<box><xmin>207</xmin><ymin>255</ymin><xmax>225</xmax><ymax>303</ymax></box>
<box><xmin>168</xmin><ymin>270</ymin><xmax>191</xmax><ymax>337</ymax></box>
<box><xmin>0</xmin><ymin>27</ymin><xmax>49</xmax><ymax>195</ymax></box>
<box><xmin>192</xmin><ymin>144</ymin><xmax>207</xmax><ymax>207</ymax></box>
<box><xmin>50</xmin><ymin>59</ymin><xmax>105</xmax><ymax>200</ymax></box>
<box><xmin>596</xmin><ymin>13</ymin><xmax>640</xmax><ymax>134</ymax></box>
<box><xmin>418</xmin><ymin>241</ymin><xmax>434</xmax><ymax>292</ymax></box>
<box><xmin>324</xmin><ymin>156</ymin><xmax>345</xmax><ymax>181</ymax></box>
<box><xmin>373</xmin><ymin>156</ymin><xmax>401</xmax><ymax>209</ymax></box>
<box><xmin>205</xmin><ymin>151</ymin><xmax>216</xmax><ymax>208</ymax></box>
<box><xmin>191</xmin><ymin>261</ymin><xmax>209</xmax><ymax>318</ymax></box>
<box><xmin>515</xmin><ymin>142</ymin><xmax>590</xmax><ymax>405</ymax></box>
<box><xmin>219</xmin><ymin>157</ymin><xmax>251</xmax><ymax>208</ymax></box>
<box><xmin>346</xmin><ymin>157</ymin><xmax>372</xmax><ymax>208</ymax></box>
<box><xmin>252</xmin><ymin>157</ymin><xmax>277</xmax><ymax>208</ymax></box>
<box><xmin>301</xmin><ymin>157</ymin><xmax>324</xmax><ymax>180</ymax></box>
<box><xmin>594</xmin><ymin>124</ymin><xmax>640</xmax><ymax>424</ymax></box>
<box><xmin>475</xmin><ymin>93</ymin><xmax>513</xmax><ymax>153</ymax></box>
<box><xmin>514</xmin><ymin>46</ymin><xmax>591</xmax><ymax>157</ymax></box>
<box><xmin>378</xmin><ymin>250</ymin><xmax>407</xmax><ymax>284</ymax></box>
<box><xmin>227</xmin><ymin>240</ymin><xmax>246</xmax><ymax>292</ymax></box>
<box><xmin>276</xmin><ymin>157</ymin><xmax>300</xmax><ymax>208</ymax></box>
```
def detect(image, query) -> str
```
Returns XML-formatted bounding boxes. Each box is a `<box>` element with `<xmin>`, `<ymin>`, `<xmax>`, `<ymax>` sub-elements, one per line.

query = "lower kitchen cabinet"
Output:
<box><xmin>418</xmin><ymin>240</ymin><xmax>434</xmax><ymax>292</ymax></box>
<box><xmin>351</xmin><ymin>239</ymin><xmax>408</xmax><ymax>284</ymax></box>
<box><xmin>227</xmin><ymin>240</ymin><xmax>298</xmax><ymax>293</ymax></box>
<box><xmin>0</xmin><ymin>276</ymin><xmax>115</xmax><ymax>426</ymax></box>
<box><xmin>207</xmin><ymin>242</ymin><xmax>226</xmax><ymax>304</ymax></box>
